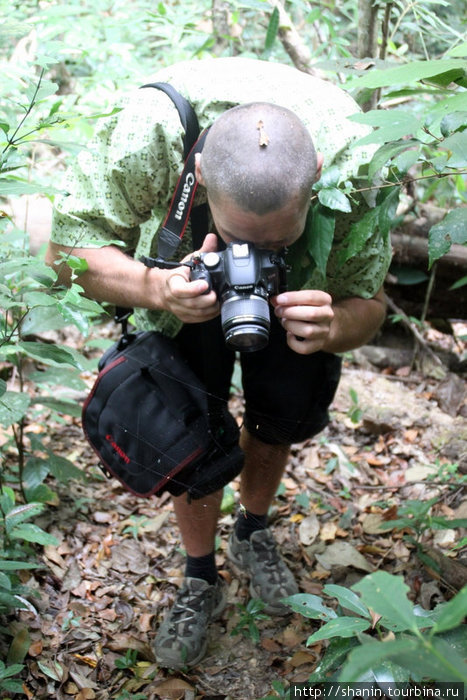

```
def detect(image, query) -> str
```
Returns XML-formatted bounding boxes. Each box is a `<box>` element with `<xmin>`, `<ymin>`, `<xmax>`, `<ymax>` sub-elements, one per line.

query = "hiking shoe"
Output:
<box><xmin>153</xmin><ymin>576</ymin><xmax>226</xmax><ymax>669</ymax></box>
<box><xmin>227</xmin><ymin>529</ymin><xmax>298</xmax><ymax>615</ymax></box>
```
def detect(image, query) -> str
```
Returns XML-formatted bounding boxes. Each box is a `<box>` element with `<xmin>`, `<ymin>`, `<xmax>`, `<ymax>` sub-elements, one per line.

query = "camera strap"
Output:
<box><xmin>115</xmin><ymin>82</ymin><xmax>209</xmax><ymax>333</ymax></box>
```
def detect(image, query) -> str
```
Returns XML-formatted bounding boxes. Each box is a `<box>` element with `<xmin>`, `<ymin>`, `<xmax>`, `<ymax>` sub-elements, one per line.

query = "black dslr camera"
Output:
<box><xmin>190</xmin><ymin>242</ymin><xmax>288</xmax><ymax>352</ymax></box>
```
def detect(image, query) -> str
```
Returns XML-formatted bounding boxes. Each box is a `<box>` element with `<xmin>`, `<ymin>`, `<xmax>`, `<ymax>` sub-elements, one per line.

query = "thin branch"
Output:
<box><xmin>268</xmin><ymin>0</ymin><xmax>323</xmax><ymax>77</ymax></box>
<box><xmin>2</xmin><ymin>68</ymin><xmax>45</xmax><ymax>155</ymax></box>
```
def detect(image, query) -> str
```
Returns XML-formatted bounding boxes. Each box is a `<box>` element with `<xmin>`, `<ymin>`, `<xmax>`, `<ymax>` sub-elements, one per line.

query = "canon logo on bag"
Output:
<box><xmin>174</xmin><ymin>172</ymin><xmax>195</xmax><ymax>221</ymax></box>
<box><xmin>106</xmin><ymin>434</ymin><xmax>130</xmax><ymax>464</ymax></box>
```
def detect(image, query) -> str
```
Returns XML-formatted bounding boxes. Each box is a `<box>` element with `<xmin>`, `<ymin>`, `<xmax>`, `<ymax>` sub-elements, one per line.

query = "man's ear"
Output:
<box><xmin>195</xmin><ymin>153</ymin><xmax>205</xmax><ymax>186</ymax></box>
<box><xmin>314</xmin><ymin>152</ymin><xmax>324</xmax><ymax>183</ymax></box>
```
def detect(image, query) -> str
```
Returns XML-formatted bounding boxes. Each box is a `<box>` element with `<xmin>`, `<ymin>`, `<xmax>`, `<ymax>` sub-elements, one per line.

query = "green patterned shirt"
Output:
<box><xmin>51</xmin><ymin>57</ymin><xmax>392</xmax><ymax>335</ymax></box>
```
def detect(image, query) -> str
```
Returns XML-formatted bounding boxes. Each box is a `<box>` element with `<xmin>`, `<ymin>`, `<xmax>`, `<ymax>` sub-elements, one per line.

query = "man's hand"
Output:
<box><xmin>272</xmin><ymin>287</ymin><xmax>387</xmax><ymax>355</ymax></box>
<box><xmin>272</xmin><ymin>290</ymin><xmax>334</xmax><ymax>355</ymax></box>
<box><xmin>161</xmin><ymin>233</ymin><xmax>220</xmax><ymax>323</ymax></box>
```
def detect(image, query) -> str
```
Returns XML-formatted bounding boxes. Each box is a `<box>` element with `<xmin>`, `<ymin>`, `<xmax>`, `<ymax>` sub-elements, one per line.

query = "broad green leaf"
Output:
<box><xmin>24</xmin><ymin>484</ymin><xmax>58</xmax><ymax>505</ymax></box>
<box><xmin>0</xmin><ymin>391</ymin><xmax>30</xmax><ymax>427</ymax></box>
<box><xmin>428</xmin><ymin>208</ymin><xmax>467</xmax><ymax>267</ymax></box>
<box><xmin>37</xmin><ymin>660</ymin><xmax>65</xmax><ymax>682</ymax></box>
<box><xmin>346</xmin><ymin>59</ymin><xmax>467</xmax><ymax>90</ymax></box>
<box><xmin>323</xmin><ymin>584</ymin><xmax>371</xmax><ymax>618</ymax></box>
<box><xmin>350</xmin><ymin>110</ymin><xmax>421</xmax><ymax>146</ymax></box>
<box><xmin>431</xmin><ymin>516</ymin><xmax>467</xmax><ymax>530</ymax></box>
<box><xmin>31</xmin><ymin>396</ymin><xmax>82</xmax><ymax>418</ymax></box>
<box><xmin>0</xmin><ymin>573</ymin><xmax>11</xmax><ymax>590</ymax></box>
<box><xmin>394</xmin><ymin>148</ymin><xmax>422</xmax><ymax>175</ymax></box>
<box><xmin>447</xmin><ymin>42</ymin><xmax>467</xmax><ymax>58</ymax></box>
<box><xmin>22</xmin><ymin>291</ymin><xmax>56</xmax><ymax>307</ymax></box>
<box><xmin>0</xmin><ymin>561</ymin><xmax>37</xmax><ymax>571</ymax></box>
<box><xmin>307</xmin><ymin>617</ymin><xmax>370</xmax><ymax>644</ymax></box>
<box><xmin>339</xmin><ymin>638</ymin><xmax>420</xmax><ymax>682</ymax></box>
<box><xmin>0</xmin><ymin>178</ymin><xmax>61</xmax><ymax>196</ymax></box>
<box><xmin>450</xmin><ymin>275</ymin><xmax>467</xmax><ymax>290</ymax></box>
<box><xmin>20</xmin><ymin>306</ymin><xmax>68</xmax><ymax>335</ymax></box>
<box><xmin>318</xmin><ymin>188</ymin><xmax>352</xmax><ymax>213</ymax></box>
<box><xmin>352</xmin><ymin>572</ymin><xmax>419</xmax><ymax>633</ymax></box>
<box><xmin>372</xmin><ymin>660</ymin><xmax>411</xmax><ymax>685</ymax></box>
<box><xmin>18</xmin><ymin>341</ymin><xmax>82</xmax><ymax>369</ymax></box>
<box><xmin>0</xmin><ymin>379</ymin><xmax>6</xmax><ymax>398</ymax></box>
<box><xmin>0</xmin><ymin>591</ymin><xmax>29</xmax><ymax>610</ymax></box>
<box><xmin>22</xmin><ymin>458</ymin><xmax>50</xmax><ymax>490</ymax></box>
<box><xmin>7</xmin><ymin>628</ymin><xmax>31</xmax><ymax>665</ymax></box>
<box><xmin>5</xmin><ymin>503</ymin><xmax>45</xmax><ymax>533</ymax></box>
<box><xmin>57</xmin><ymin>304</ymin><xmax>92</xmax><ymax>335</ymax></box>
<box><xmin>439</xmin><ymin>131</ymin><xmax>467</xmax><ymax>167</ymax></box>
<box><xmin>47</xmin><ymin>454</ymin><xmax>85</xmax><ymax>483</ymax></box>
<box><xmin>283</xmin><ymin>593</ymin><xmax>337</xmax><ymax>621</ymax></box>
<box><xmin>28</xmin><ymin>366</ymin><xmax>86</xmax><ymax>390</ymax></box>
<box><xmin>368</xmin><ymin>140</ymin><xmax>420</xmax><ymax>181</ymax></box>
<box><xmin>11</xmin><ymin>525</ymin><xmax>58</xmax><ymax>546</ymax></box>
<box><xmin>0</xmin><ymin>488</ymin><xmax>15</xmax><ymax>515</ymax></box>
<box><xmin>432</xmin><ymin>587</ymin><xmax>467</xmax><ymax>634</ymax></box>
<box><xmin>395</xmin><ymin>637</ymin><xmax>467</xmax><ymax>682</ymax></box>
<box><xmin>264</xmin><ymin>7</ymin><xmax>279</xmax><ymax>53</ymax></box>
<box><xmin>0</xmin><ymin>662</ymin><xmax>24</xmax><ymax>679</ymax></box>
<box><xmin>308</xmin><ymin>637</ymin><xmax>360</xmax><ymax>682</ymax></box>
<box><xmin>337</xmin><ymin>186</ymin><xmax>400</xmax><ymax>266</ymax></box>
<box><xmin>440</xmin><ymin>111</ymin><xmax>467</xmax><ymax>137</ymax></box>
<box><xmin>307</xmin><ymin>204</ymin><xmax>335</xmax><ymax>278</ymax></box>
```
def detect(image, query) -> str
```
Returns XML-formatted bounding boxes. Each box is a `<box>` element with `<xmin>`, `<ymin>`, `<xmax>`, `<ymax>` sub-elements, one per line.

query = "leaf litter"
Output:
<box><xmin>4</xmin><ymin>324</ymin><xmax>467</xmax><ymax>699</ymax></box>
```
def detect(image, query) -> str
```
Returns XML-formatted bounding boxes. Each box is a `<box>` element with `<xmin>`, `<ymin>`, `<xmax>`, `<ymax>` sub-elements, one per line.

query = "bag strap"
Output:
<box><xmin>140</xmin><ymin>82</ymin><xmax>200</xmax><ymax>161</ymax></box>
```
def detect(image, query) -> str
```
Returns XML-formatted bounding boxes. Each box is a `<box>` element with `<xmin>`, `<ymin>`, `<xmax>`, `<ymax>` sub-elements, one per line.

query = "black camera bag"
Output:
<box><xmin>82</xmin><ymin>331</ymin><xmax>244</xmax><ymax>499</ymax></box>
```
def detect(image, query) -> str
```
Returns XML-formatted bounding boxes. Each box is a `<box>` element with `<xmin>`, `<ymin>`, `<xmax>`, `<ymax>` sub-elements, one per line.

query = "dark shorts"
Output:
<box><xmin>175</xmin><ymin>311</ymin><xmax>342</xmax><ymax>446</ymax></box>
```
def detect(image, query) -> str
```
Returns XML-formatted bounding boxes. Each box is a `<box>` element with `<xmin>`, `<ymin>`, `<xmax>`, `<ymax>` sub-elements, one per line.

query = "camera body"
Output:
<box><xmin>190</xmin><ymin>242</ymin><xmax>288</xmax><ymax>352</ymax></box>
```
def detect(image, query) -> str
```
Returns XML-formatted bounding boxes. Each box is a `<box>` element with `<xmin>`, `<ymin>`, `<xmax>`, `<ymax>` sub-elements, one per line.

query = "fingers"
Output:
<box><xmin>273</xmin><ymin>290</ymin><xmax>334</xmax><ymax>354</ymax></box>
<box><xmin>164</xmin><ymin>267</ymin><xmax>219</xmax><ymax>323</ymax></box>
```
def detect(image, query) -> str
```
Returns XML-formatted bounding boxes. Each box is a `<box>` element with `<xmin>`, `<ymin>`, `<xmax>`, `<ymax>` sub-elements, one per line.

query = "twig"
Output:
<box><xmin>420</xmin><ymin>261</ymin><xmax>437</xmax><ymax>325</ymax></box>
<box><xmin>384</xmin><ymin>293</ymin><xmax>446</xmax><ymax>369</ymax></box>
<box><xmin>267</xmin><ymin>0</ymin><xmax>323</xmax><ymax>77</ymax></box>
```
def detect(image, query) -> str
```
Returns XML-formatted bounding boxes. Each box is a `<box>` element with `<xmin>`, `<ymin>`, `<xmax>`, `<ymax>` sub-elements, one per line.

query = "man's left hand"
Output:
<box><xmin>271</xmin><ymin>290</ymin><xmax>334</xmax><ymax>355</ymax></box>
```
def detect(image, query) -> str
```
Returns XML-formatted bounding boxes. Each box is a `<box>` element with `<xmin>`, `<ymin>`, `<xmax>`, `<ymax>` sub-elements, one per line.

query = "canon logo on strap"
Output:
<box><xmin>174</xmin><ymin>172</ymin><xmax>195</xmax><ymax>221</ymax></box>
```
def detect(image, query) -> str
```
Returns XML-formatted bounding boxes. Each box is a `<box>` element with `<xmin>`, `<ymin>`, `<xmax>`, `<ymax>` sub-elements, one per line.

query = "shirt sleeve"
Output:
<box><xmin>51</xmin><ymin>88</ymin><xmax>185</xmax><ymax>250</ymax></box>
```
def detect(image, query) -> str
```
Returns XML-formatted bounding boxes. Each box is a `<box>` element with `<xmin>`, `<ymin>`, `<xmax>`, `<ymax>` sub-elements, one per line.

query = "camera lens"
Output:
<box><xmin>221</xmin><ymin>294</ymin><xmax>270</xmax><ymax>352</ymax></box>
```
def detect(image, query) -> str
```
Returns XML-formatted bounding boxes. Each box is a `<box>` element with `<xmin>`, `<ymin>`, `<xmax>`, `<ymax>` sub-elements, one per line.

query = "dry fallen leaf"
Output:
<box><xmin>299</xmin><ymin>513</ymin><xmax>320</xmax><ymax>545</ymax></box>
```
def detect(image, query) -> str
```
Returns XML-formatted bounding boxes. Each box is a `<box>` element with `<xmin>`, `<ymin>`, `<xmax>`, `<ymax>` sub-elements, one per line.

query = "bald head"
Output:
<box><xmin>198</xmin><ymin>102</ymin><xmax>317</xmax><ymax>216</ymax></box>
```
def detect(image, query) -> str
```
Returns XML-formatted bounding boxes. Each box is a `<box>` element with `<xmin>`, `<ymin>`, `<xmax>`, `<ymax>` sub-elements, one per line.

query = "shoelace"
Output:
<box><xmin>170</xmin><ymin>590</ymin><xmax>209</xmax><ymax>626</ymax></box>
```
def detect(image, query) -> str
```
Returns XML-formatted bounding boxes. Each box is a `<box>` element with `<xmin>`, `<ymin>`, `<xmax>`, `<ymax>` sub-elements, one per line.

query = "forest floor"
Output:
<box><xmin>7</xmin><ymin>320</ymin><xmax>467</xmax><ymax>700</ymax></box>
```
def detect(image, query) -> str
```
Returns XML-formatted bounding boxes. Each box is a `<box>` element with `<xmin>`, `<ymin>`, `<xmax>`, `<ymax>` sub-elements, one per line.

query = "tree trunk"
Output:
<box><xmin>211</xmin><ymin>0</ymin><xmax>231</xmax><ymax>55</ymax></box>
<box><xmin>357</xmin><ymin>0</ymin><xmax>380</xmax><ymax>58</ymax></box>
<box><xmin>357</xmin><ymin>0</ymin><xmax>380</xmax><ymax>111</ymax></box>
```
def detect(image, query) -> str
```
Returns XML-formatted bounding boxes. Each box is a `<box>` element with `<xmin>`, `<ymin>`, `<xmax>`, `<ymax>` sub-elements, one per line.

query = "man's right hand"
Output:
<box><xmin>45</xmin><ymin>234</ymin><xmax>221</xmax><ymax>324</ymax></box>
<box><xmin>161</xmin><ymin>233</ymin><xmax>220</xmax><ymax>323</ymax></box>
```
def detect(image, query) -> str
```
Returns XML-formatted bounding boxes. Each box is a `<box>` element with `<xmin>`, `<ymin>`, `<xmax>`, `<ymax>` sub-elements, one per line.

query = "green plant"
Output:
<box><xmin>347</xmin><ymin>388</ymin><xmax>364</xmax><ymax>424</ymax></box>
<box><xmin>380</xmin><ymin>496</ymin><xmax>467</xmax><ymax>543</ymax></box>
<box><xmin>0</xmin><ymin>486</ymin><xmax>56</xmax><ymax>612</ymax></box>
<box><xmin>231</xmin><ymin>598</ymin><xmax>270</xmax><ymax>644</ymax></box>
<box><xmin>0</xmin><ymin>660</ymin><xmax>25</xmax><ymax>696</ymax></box>
<box><xmin>114</xmin><ymin>648</ymin><xmax>139</xmax><ymax>670</ymax></box>
<box><xmin>284</xmin><ymin>571</ymin><xmax>467</xmax><ymax>683</ymax></box>
<box><xmin>122</xmin><ymin>515</ymin><xmax>151</xmax><ymax>540</ymax></box>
